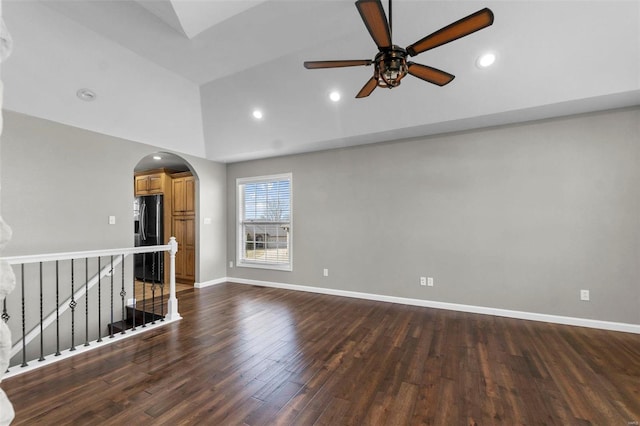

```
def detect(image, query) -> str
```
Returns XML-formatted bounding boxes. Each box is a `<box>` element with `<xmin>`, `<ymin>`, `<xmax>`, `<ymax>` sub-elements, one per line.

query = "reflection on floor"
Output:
<box><xmin>134</xmin><ymin>280</ymin><xmax>193</xmax><ymax>301</ymax></box>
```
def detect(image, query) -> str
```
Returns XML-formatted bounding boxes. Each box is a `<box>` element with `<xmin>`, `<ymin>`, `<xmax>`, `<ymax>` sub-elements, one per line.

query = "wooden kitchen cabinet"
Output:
<box><xmin>172</xmin><ymin>216</ymin><xmax>195</xmax><ymax>282</ymax></box>
<box><xmin>134</xmin><ymin>171</ymin><xmax>169</xmax><ymax>195</ymax></box>
<box><xmin>172</xmin><ymin>174</ymin><xmax>195</xmax><ymax>215</ymax></box>
<box><xmin>171</xmin><ymin>172</ymin><xmax>196</xmax><ymax>283</ymax></box>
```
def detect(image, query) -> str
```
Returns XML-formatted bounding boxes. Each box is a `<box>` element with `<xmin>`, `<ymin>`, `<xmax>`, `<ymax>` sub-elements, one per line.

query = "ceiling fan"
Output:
<box><xmin>304</xmin><ymin>0</ymin><xmax>494</xmax><ymax>98</ymax></box>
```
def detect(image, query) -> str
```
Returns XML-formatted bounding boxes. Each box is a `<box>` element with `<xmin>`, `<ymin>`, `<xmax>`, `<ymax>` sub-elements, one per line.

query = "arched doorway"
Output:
<box><xmin>133</xmin><ymin>152</ymin><xmax>198</xmax><ymax>290</ymax></box>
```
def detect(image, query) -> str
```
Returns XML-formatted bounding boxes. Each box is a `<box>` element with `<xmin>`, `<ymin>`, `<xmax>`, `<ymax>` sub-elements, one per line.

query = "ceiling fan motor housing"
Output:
<box><xmin>375</xmin><ymin>46</ymin><xmax>408</xmax><ymax>88</ymax></box>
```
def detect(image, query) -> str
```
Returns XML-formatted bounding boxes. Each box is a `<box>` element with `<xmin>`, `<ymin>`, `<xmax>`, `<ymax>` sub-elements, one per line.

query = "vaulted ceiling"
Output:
<box><xmin>2</xmin><ymin>1</ymin><xmax>639</xmax><ymax>163</ymax></box>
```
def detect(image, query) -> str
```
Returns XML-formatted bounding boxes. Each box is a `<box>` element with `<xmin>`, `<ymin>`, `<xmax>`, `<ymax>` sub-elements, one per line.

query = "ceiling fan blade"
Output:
<box><xmin>355</xmin><ymin>77</ymin><xmax>378</xmax><ymax>98</ymax></box>
<box><xmin>304</xmin><ymin>60</ymin><xmax>373</xmax><ymax>69</ymax></box>
<box><xmin>406</xmin><ymin>8</ymin><xmax>494</xmax><ymax>57</ymax></box>
<box><xmin>407</xmin><ymin>62</ymin><xmax>455</xmax><ymax>86</ymax></box>
<box><xmin>355</xmin><ymin>0</ymin><xmax>392</xmax><ymax>50</ymax></box>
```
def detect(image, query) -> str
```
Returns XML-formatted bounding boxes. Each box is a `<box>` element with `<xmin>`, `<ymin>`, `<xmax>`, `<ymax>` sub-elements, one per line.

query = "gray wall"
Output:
<box><xmin>187</xmin><ymin>154</ymin><xmax>227</xmax><ymax>284</ymax></box>
<box><xmin>1</xmin><ymin>111</ymin><xmax>227</xmax><ymax>283</ymax></box>
<box><xmin>2</xmin><ymin>108</ymin><xmax>638</xmax><ymax>326</ymax></box>
<box><xmin>227</xmin><ymin>107</ymin><xmax>640</xmax><ymax>325</ymax></box>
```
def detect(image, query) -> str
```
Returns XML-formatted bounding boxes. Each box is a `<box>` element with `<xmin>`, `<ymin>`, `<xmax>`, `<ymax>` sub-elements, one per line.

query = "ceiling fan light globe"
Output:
<box><xmin>379</xmin><ymin>59</ymin><xmax>406</xmax><ymax>87</ymax></box>
<box><xmin>381</xmin><ymin>70</ymin><xmax>401</xmax><ymax>87</ymax></box>
<box><xmin>376</xmin><ymin>46</ymin><xmax>408</xmax><ymax>88</ymax></box>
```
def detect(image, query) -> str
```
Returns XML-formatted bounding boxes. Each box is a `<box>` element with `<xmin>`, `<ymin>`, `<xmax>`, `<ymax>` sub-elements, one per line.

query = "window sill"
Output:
<box><xmin>237</xmin><ymin>261</ymin><xmax>292</xmax><ymax>272</ymax></box>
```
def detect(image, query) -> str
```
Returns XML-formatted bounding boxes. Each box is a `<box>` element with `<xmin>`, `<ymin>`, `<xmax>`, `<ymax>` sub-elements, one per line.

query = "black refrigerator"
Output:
<box><xmin>133</xmin><ymin>194</ymin><xmax>164</xmax><ymax>282</ymax></box>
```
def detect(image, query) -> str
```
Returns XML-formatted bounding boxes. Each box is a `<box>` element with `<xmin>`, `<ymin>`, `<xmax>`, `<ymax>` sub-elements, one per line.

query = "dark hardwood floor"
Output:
<box><xmin>4</xmin><ymin>283</ymin><xmax>640</xmax><ymax>425</ymax></box>
<box><xmin>134</xmin><ymin>280</ymin><xmax>193</xmax><ymax>301</ymax></box>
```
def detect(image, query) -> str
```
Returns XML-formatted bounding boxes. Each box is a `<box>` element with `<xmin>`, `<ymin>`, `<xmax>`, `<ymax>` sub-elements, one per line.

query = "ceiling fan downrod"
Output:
<box><xmin>388</xmin><ymin>0</ymin><xmax>392</xmax><ymax>38</ymax></box>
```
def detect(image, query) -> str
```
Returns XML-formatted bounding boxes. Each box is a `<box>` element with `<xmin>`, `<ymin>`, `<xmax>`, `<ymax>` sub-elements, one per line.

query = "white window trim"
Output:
<box><xmin>236</xmin><ymin>173</ymin><xmax>293</xmax><ymax>271</ymax></box>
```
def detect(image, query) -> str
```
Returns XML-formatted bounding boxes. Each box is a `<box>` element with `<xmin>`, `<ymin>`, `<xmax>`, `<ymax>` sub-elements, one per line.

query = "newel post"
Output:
<box><xmin>166</xmin><ymin>237</ymin><xmax>181</xmax><ymax>320</ymax></box>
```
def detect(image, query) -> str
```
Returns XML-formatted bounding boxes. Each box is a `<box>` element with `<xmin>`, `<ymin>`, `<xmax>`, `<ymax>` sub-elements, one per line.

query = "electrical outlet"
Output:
<box><xmin>108</xmin><ymin>215</ymin><xmax>116</xmax><ymax>225</ymax></box>
<box><xmin>323</xmin><ymin>268</ymin><xmax>329</xmax><ymax>277</ymax></box>
<box><xmin>229</xmin><ymin>261</ymin><xmax>233</xmax><ymax>268</ymax></box>
<box><xmin>580</xmin><ymin>289</ymin><xmax>590</xmax><ymax>301</ymax></box>
<box><xmin>428</xmin><ymin>277</ymin><xmax>434</xmax><ymax>287</ymax></box>
<box><xmin>420</xmin><ymin>277</ymin><xmax>427</xmax><ymax>286</ymax></box>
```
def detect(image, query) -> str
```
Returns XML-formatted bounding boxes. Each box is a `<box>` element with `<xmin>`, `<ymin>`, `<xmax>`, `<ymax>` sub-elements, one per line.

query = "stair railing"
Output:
<box><xmin>0</xmin><ymin>237</ymin><xmax>180</xmax><ymax>378</ymax></box>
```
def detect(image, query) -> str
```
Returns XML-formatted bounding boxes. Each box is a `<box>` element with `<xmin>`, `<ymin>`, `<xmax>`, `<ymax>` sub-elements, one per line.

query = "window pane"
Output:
<box><xmin>243</xmin><ymin>180</ymin><xmax>290</xmax><ymax>222</ymax></box>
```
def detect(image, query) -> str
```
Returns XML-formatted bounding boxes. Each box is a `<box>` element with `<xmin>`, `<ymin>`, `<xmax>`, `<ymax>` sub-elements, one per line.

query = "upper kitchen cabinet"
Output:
<box><xmin>134</xmin><ymin>170</ymin><xmax>172</xmax><ymax>196</ymax></box>
<box><xmin>172</xmin><ymin>173</ymin><xmax>195</xmax><ymax>216</ymax></box>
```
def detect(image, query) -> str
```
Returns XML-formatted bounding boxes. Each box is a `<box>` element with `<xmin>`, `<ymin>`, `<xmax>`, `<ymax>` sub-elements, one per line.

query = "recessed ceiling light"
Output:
<box><xmin>476</xmin><ymin>52</ymin><xmax>496</xmax><ymax>68</ymax></box>
<box><xmin>76</xmin><ymin>88</ymin><xmax>97</xmax><ymax>101</ymax></box>
<box><xmin>329</xmin><ymin>91</ymin><xmax>341</xmax><ymax>102</ymax></box>
<box><xmin>153</xmin><ymin>155</ymin><xmax>162</xmax><ymax>160</ymax></box>
<box><xmin>252</xmin><ymin>109</ymin><xmax>263</xmax><ymax>119</ymax></box>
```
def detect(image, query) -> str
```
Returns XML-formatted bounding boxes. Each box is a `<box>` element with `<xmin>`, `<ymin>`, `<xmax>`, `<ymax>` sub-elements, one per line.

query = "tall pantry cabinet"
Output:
<box><xmin>171</xmin><ymin>173</ymin><xmax>196</xmax><ymax>283</ymax></box>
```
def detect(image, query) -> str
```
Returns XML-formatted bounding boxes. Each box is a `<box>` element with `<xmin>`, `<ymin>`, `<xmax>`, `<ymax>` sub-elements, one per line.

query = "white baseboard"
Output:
<box><xmin>194</xmin><ymin>277</ymin><xmax>227</xmax><ymax>289</ymax></box>
<box><xmin>221</xmin><ymin>277</ymin><xmax>640</xmax><ymax>335</ymax></box>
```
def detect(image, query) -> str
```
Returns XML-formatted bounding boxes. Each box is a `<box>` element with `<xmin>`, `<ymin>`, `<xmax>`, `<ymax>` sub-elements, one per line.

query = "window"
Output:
<box><xmin>237</xmin><ymin>173</ymin><xmax>292</xmax><ymax>270</ymax></box>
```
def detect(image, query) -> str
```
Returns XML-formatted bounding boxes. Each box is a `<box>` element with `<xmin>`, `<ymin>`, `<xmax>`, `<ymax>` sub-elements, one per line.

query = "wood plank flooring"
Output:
<box><xmin>4</xmin><ymin>283</ymin><xmax>640</xmax><ymax>425</ymax></box>
<box><xmin>134</xmin><ymin>280</ymin><xmax>193</xmax><ymax>301</ymax></box>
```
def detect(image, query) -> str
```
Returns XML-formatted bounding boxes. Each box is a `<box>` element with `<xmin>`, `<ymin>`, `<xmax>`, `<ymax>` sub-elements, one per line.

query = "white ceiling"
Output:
<box><xmin>2</xmin><ymin>0</ymin><xmax>639</xmax><ymax>163</ymax></box>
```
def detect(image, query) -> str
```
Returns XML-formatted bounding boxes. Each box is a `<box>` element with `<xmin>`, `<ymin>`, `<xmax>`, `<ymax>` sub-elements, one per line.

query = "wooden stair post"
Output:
<box><xmin>166</xmin><ymin>237</ymin><xmax>181</xmax><ymax>321</ymax></box>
